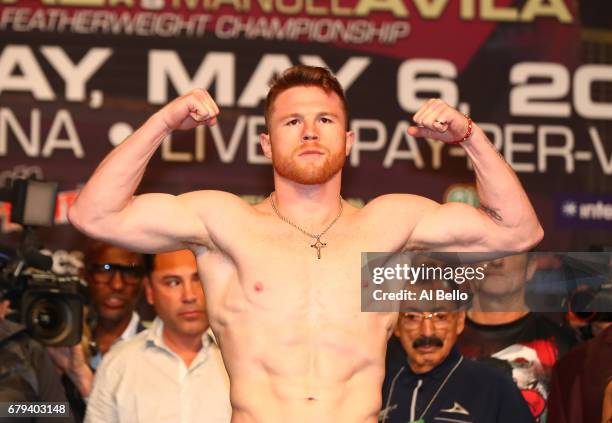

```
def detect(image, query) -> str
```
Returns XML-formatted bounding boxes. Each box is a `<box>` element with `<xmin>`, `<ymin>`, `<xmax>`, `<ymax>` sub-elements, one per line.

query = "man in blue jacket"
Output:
<box><xmin>381</xmin><ymin>280</ymin><xmax>535</xmax><ymax>423</ymax></box>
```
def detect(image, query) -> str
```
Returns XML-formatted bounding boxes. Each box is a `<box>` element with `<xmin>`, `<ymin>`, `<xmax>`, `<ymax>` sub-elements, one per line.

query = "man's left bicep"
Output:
<box><xmin>408</xmin><ymin>202</ymin><xmax>508</xmax><ymax>251</ymax></box>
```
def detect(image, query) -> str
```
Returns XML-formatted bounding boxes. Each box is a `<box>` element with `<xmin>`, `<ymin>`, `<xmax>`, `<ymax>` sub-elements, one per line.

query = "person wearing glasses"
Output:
<box><xmin>46</xmin><ymin>240</ymin><xmax>148</xmax><ymax>416</ymax></box>
<box><xmin>85</xmin><ymin>249</ymin><xmax>231</xmax><ymax>423</ymax></box>
<box><xmin>83</xmin><ymin>240</ymin><xmax>149</xmax><ymax>369</ymax></box>
<box><xmin>380</xmin><ymin>279</ymin><xmax>534</xmax><ymax>423</ymax></box>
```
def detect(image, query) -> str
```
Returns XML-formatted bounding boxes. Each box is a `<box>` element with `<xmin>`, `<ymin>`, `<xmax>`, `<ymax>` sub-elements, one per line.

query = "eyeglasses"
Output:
<box><xmin>400</xmin><ymin>312</ymin><xmax>452</xmax><ymax>329</ymax></box>
<box><xmin>87</xmin><ymin>263</ymin><xmax>146</xmax><ymax>286</ymax></box>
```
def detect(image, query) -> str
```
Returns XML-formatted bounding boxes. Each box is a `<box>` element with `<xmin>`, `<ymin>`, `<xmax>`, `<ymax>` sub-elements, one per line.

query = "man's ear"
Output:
<box><xmin>260</xmin><ymin>132</ymin><xmax>272</xmax><ymax>159</ymax></box>
<box><xmin>345</xmin><ymin>131</ymin><xmax>355</xmax><ymax>156</ymax></box>
<box><xmin>525</xmin><ymin>256</ymin><xmax>538</xmax><ymax>283</ymax></box>
<box><xmin>144</xmin><ymin>277</ymin><xmax>154</xmax><ymax>306</ymax></box>
<box><xmin>456</xmin><ymin>311</ymin><xmax>466</xmax><ymax>335</ymax></box>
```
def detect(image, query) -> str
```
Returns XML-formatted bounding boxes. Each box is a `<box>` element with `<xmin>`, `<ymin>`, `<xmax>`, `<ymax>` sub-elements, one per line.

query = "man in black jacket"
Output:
<box><xmin>0</xmin><ymin>317</ymin><xmax>74</xmax><ymax>423</ymax></box>
<box><xmin>381</xmin><ymin>281</ymin><xmax>534</xmax><ymax>423</ymax></box>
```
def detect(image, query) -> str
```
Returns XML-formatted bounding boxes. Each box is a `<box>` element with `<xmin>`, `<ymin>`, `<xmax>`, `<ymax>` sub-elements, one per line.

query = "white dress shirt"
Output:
<box><xmin>85</xmin><ymin>317</ymin><xmax>231</xmax><ymax>423</ymax></box>
<box><xmin>89</xmin><ymin>312</ymin><xmax>142</xmax><ymax>370</ymax></box>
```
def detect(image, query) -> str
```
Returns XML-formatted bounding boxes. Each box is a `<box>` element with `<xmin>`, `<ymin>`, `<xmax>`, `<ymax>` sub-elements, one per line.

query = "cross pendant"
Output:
<box><xmin>310</xmin><ymin>236</ymin><xmax>327</xmax><ymax>259</ymax></box>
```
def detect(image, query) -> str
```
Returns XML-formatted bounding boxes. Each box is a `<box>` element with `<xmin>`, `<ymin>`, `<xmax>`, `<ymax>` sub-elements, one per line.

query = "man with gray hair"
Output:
<box><xmin>381</xmin><ymin>278</ymin><xmax>534</xmax><ymax>423</ymax></box>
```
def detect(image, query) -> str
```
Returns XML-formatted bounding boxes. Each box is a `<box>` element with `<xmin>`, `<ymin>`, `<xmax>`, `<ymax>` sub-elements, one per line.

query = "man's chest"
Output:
<box><xmin>198</xmin><ymin>212</ymin><xmax>401</xmax><ymax>326</ymax></box>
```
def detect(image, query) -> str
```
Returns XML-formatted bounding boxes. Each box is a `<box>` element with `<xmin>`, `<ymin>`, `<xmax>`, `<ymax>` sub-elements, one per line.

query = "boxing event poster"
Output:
<box><xmin>0</xmin><ymin>0</ymin><xmax>610</xmax><ymax>253</ymax></box>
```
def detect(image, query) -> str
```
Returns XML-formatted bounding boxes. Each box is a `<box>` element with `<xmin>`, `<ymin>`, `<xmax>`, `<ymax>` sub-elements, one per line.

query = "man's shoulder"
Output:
<box><xmin>99</xmin><ymin>329</ymin><xmax>150</xmax><ymax>370</ymax></box>
<box><xmin>464</xmin><ymin>312</ymin><xmax>578</xmax><ymax>350</ymax></box>
<box><xmin>363</xmin><ymin>193</ymin><xmax>438</xmax><ymax>213</ymax></box>
<box><xmin>457</xmin><ymin>356</ymin><xmax>528</xmax><ymax>405</ymax></box>
<box><xmin>524</xmin><ymin>313</ymin><xmax>579</xmax><ymax>349</ymax></box>
<box><xmin>458</xmin><ymin>355</ymin><xmax>517</xmax><ymax>389</ymax></box>
<box><xmin>357</xmin><ymin>194</ymin><xmax>440</xmax><ymax>229</ymax></box>
<box><xmin>180</xmin><ymin>190</ymin><xmax>266</xmax><ymax>225</ymax></box>
<box><xmin>456</xmin><ymin>356</ymin><xmax>535</xmax><ymax>422</ymax></box>
<box><xmin>179</xmin><ymin>190</ymin><xmax>251</xmax><ymax>208</ymax></box>
<box><xmin>525</xmin><ymin>312</ymin><xmax>567</xmax><ymax>330</ymax></box>
<box><xmin>0</xmin><ymin>320</ymin><xmax>47</xmax><ymax>358</ymax></box>
<box><xmin>0</xmin><ymin>319</ymin><xmax>27</xmax><ymax>342</ymax></box>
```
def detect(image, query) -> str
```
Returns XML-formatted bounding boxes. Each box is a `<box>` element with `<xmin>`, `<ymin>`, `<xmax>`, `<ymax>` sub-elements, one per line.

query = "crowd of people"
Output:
<box><xmin>1</xmin><ymin>244</ymin><xmax>610</xmax><ymax>422</ymax></box>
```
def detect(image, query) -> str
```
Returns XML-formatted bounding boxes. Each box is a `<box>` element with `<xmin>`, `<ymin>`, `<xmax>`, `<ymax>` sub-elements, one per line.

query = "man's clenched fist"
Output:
<box><xmin>407</xmin><ymin>98</ymin><xmax>470</xmax><ymax>144</ymax></box>
<box><xmin>158</xmin><ymin>89</ymin><xmax>220</xmax><ymax>132</ymax></box>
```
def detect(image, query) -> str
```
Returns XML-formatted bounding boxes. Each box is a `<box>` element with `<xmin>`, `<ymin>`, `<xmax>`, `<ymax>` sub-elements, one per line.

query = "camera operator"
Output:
<box><xmin>0</xmin><ymin>177</ymin><xmax>82</xmax><ymax>421</ymax></box>
<box><xmin>0</xmin><ymin>299</ymin><xmax>74</xmax><ymax>423</ymax></box>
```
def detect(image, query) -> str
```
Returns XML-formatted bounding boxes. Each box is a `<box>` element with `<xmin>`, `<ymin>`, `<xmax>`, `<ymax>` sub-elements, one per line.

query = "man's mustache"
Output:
<box><xmin>413</xmin><ymin>336</ymin><xmax>443</xmax><ymax>349</ymax></box>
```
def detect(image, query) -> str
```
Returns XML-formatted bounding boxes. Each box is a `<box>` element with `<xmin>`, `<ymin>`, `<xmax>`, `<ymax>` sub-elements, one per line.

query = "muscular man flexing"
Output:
<box><xmin>69</xmin><ymin>65</ymin><xmax>543</xmax><ymax>422</ymax></box>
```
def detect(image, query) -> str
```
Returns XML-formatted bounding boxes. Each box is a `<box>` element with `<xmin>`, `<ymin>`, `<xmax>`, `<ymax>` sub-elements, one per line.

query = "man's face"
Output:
<box><xmin>395</xmin><ymin>309</ymin><xmax>465</xmax><ymax>374</ymax></box>
<box><xmin>472</xmin><ymin>253</ymin><xmax>536</xmax><ymax>296</ymax></box>
<box><xmin>146</xmin><ymin>250</ymin><xmax>208</xmax><ymax>339</ymax></box>
<box><xmin>86</xmin><ymin>246</ymin><xmax>145</xmax><ymax>325</ymax></box>
<box><xmin>260</xmin><ymin>86</ymin><xmax>354</xmax><ymax>185</ymax></box>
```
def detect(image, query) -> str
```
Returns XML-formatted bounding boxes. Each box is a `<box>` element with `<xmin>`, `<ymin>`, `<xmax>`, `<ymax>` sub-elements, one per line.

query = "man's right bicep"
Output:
<box><xmin>89</xmin><ymin>192</ymin><xmax>209</xmax><ymax>253</ymax></box>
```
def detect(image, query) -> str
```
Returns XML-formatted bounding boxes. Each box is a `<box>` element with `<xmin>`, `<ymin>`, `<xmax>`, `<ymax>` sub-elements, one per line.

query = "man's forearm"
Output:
<box><xmin>69</xmin><ymin>112</ymin><xmax>168</xmax><ymax>234</ymax></box>
<box><xmin>462</xmin><ymin>124</ymin><xmax>543</xmax><ymax>248</ymax></box>
<box><xmin>67</xmin><ymin>363</ymin><xmax>94</xmax><ymax>399</ymax></box>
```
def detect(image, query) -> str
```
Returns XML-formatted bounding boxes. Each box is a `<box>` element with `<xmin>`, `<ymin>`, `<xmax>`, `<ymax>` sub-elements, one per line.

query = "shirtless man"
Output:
<box><xmin>69</xmin><ymin>65</ymin><xmax>543</xmax><ymax>422</ymax></box>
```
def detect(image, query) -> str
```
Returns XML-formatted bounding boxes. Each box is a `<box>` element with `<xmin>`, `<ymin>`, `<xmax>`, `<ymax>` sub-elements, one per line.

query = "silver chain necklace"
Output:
<box><xmin>269</xmin><ymin>192</ymin><xmax>343</xmax><ymax>260</ymax></box>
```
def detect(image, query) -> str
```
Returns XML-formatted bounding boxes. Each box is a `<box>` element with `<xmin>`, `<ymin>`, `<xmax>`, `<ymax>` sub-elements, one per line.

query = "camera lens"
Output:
<box><xmin>569</xmin><ymin>285</ymin><xmax>612</xmax><ymax>322</ymax></box>
<box><xmin>569</xmin><ymin>288</ymin><xmax>596</xmax><ymax>320</ymax></box>
<box><xmin>26</xmin><ymin>296</ymin><xmax>73</xmax><ymax>344</ymax></box>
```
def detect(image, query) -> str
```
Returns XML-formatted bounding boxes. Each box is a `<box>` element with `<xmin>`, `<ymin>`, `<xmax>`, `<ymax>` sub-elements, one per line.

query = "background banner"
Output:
<box><xmin>1</xmin><ymin>0</ymin><xmax>611</xmax><ymax>252</ymax></box>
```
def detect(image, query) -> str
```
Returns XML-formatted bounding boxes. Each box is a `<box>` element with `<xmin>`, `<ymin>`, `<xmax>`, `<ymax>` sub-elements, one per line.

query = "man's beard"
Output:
<box><xmin>272</xmin><ymin>143</ymin><xmax>346</xmax><ymax>185</ymax></box>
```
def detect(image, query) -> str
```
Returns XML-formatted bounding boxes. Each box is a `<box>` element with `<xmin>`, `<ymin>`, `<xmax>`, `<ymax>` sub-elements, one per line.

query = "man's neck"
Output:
<box><xmin>409</xmin><ymin>361</ymin><xmax>436</xmax><ymax>374</ymax></box>
<box><xmin>469</xmin><ymin>287</ymin><xmax>528</xmax><ymax>312</ymax></box>
<box><xmin>94</xmin><ymin>313</ymin><xmax>134</xmax><ymax>354</ymax></box>
<box><xmin>272</xmin><ymin>173</ymin><xmax>343</xmax><ymax>229</ymax></box>
<box><xmin>468</xmin><ymin>310</ymin><xmax>529</xmax><ymax>325</ymax></box>
<box><xmin>162</xmin><ymin>327</ymin><xmax>204</xmax><ymax>368</ymax></box>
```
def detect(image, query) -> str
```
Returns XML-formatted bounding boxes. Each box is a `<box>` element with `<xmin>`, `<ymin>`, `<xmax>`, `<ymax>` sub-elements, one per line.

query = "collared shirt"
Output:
<box><xmin>89</xmin><ymin>312</ymin><xmax>142</xmax><ymax>370</ymax></box>
<box><xmin>85</xmin><ymin>318</ymin><xmax>231</xmax><ymax>423</ymax></box>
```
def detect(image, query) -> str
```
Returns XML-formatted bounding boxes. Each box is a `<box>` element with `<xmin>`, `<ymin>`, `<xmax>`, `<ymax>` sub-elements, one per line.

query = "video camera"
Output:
<box><xmin>564</xmin><ymin>251</ymin><xmax>612</xmax><ymax>323</ymax></box>
<box><xmin>0</xmin><ymin>178</ymin><xmax>84</xmax><ymax>346</ymax></box>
